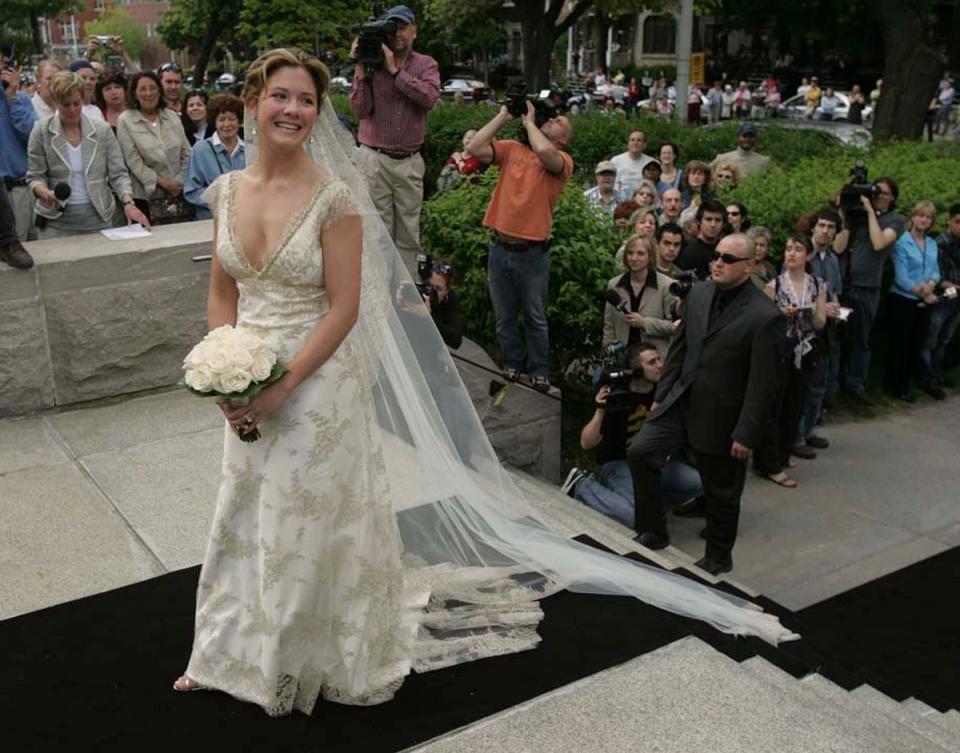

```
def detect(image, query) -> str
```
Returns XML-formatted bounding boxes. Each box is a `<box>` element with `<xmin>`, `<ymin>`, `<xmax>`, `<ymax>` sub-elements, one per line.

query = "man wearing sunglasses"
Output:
<box><xmin>627</xmin><ymin>233</ymin><xmax>784</xmax><ymax>575</ymax></box>
<box><xmin>158</xmin><ymin>63</ymin><xmax>183</xmax><ymax>113</ymax></box>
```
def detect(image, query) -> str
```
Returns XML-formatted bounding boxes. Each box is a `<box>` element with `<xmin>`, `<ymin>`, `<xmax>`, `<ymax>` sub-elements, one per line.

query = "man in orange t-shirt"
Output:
<box><xmin>467</xmin><ymin>102</ymin><xmax>574</xmax><ymax>392</ymax></box>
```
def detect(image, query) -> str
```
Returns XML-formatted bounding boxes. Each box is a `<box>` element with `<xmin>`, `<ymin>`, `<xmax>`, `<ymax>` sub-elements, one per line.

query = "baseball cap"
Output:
<box><xmin>737</xmin><ymin>122</ymin><xmax>758</xmax><ymax>136</ymax></box>
<box><xmin>595</xmin><ymin>160</ymin><xmax>616</xmax><ymax>175</ymax></box>
<box><xmin>383</xmin><ymin>5</ymin><xmax>416</xmax><ymax>24</ymax></box>
<box><xmin>68</xmin><ymin>59</ymin><xmax>94</xmax><ymax>73</ymax></box>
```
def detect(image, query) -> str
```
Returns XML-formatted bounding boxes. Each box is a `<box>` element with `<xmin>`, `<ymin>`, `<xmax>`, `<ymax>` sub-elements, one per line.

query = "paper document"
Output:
<box><xmin>101</xmin><ymin>224</ymin><xmax>151</xmax><ymax>240</ymax></box>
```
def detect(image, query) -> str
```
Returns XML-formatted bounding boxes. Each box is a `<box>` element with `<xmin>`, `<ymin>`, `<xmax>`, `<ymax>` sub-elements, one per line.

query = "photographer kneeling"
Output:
<box><xmin>566</xmin><ymin>343</ymin><xmax>702</xmax><ymax>527</ymax></box>
<box><xmin>417</xmin><ymin>255</ymin><xmax>463</xmax><ymax>349</ymax></box>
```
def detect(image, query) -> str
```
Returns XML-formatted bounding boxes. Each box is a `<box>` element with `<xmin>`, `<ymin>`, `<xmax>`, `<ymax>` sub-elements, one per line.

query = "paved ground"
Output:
<box><xmin>1</xmin><ymin>388</ymin><xmax>959</xmax><ymax>620</ymax></box>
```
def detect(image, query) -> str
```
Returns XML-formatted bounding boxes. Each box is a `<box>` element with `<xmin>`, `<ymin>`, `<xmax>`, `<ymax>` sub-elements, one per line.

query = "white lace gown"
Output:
<box><xmin>185</xmin><ymin>172</ymin><xmax>418</xmax><ymax>716</ymax></box>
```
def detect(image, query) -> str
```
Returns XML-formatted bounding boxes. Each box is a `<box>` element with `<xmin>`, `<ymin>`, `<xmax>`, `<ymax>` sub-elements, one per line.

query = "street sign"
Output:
<box><xmin>690</xmin><ymin>53</ymin><xmax>705</xmax><ymax>86</ymax></box>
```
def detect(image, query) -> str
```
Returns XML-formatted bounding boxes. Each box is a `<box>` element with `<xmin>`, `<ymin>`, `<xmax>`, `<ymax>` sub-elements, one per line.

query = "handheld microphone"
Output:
<box><xmin>604</xmin><ymin>288</ymin><xmax>630</xmax><ymax>315</ymax></box>
<box><xmin>53</xmin><ymin>183</ymin><xmax>71</xmax><ymax>206</ymax></box>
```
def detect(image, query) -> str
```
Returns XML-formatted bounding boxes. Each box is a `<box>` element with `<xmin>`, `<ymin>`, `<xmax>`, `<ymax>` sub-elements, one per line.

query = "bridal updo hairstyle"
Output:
<box><xmin>242</xmin><ymin>48</ymin><xmax>331</xmax><ymax>104</ymax></box>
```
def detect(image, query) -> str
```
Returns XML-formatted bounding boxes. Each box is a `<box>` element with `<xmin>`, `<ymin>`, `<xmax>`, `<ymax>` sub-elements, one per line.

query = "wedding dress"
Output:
<box><xmin>182</xmin><ymin>99</ymin><xmax>797</xmax><ymax>718</ymax></box>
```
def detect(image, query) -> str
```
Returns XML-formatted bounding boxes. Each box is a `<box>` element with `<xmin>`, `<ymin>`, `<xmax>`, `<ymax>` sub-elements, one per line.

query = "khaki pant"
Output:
<box><xmin>8</xmin><ymin>184</ymin><xmax>36</xmax><ymax>241</ymax></box>
<box><xmin>358</xmin><ymin>145</ymin><xmax>424</xmax><ymax>275</ymax></box>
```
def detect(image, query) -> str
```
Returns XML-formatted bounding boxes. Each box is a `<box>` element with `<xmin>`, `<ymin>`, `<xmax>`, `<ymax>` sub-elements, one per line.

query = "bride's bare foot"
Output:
<box><xmin>173</xmin><ymin>674</ymin><xmax>202</xmax><ymax>691</ymax></box>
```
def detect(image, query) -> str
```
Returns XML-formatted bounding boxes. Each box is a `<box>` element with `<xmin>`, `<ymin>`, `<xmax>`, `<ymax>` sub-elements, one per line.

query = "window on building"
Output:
<box><xmin>59</xmin><ymin>21</ymin><xmax>77</xmax><ymax>44</ymax></box>
<box><xmin>642</xmin><ymin>14</ymin><xmax>676</xmax><ymax>55</ymax></box>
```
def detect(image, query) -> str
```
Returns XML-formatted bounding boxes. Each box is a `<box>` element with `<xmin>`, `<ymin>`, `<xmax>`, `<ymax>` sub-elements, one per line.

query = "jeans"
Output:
<box><xmin>575</xmin><ymin>459</ymin><xmax>703</xmax><ymax>529</ymax></box>
<box><xmin>0</xmin><ymin>181</ymin><xmax>17</xmax><ymax>246</ymax></box>
<box><xmin>799</xmin><ymin>324</ymin><xmax>840</xmax><ymax>438</ymax></box>
<box><xmin>487</xmin><ymin>240</ymin><xmax>550</xmax><ymax>377</ymax></box>
<box><xmin>921</xmin><ymin>299</ymin><xmax>960</xmax><ymax>383</ymax></box>
<box><xmin>844</xmin><ymin>285</ymin><xmax>881</xmax><ymax>391</ymax></box>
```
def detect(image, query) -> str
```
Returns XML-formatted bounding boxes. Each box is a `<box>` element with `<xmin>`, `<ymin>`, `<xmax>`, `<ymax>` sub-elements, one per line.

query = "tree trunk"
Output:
<box><xmin>873</xmin><ymin>0</ymin><xmax>944</xmax><ymax>140</ymax></box>
<box><xmin>950</xmin><ymin>1</ymin><xmax>960</xmax><ymax>73</ymax></box>
<box><xmin>193</xmin><ymin>14</ymin><xmax>221</xmax><ymax>88</ymax></box>
<box><xmin>521</xmin><ymin>21</ymin><xmax>557</xmax><ymax>91</ymax></box>
<box><xmin>30</xmin><ymin>13</ymin><xmax>44</xmax><ymax>56</ymax></box>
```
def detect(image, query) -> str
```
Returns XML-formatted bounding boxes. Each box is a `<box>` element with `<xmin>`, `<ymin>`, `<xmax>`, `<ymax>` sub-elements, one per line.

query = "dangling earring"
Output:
<box><xmin>250</xmin><ymin>123</ymin><xmax>256</xmax><ymax>137</ymax></box>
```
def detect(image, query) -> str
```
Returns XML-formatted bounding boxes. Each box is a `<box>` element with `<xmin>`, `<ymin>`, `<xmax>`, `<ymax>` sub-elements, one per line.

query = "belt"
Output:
<box><xmin>492</xmin><ymin>231</ymin><xmax>547</xmax><ymax>251</ymax></box>
<box><xmin>3</xmin><ymin>176</ymin><xmax>27</xmax><ymax>190</ymax></box>
<box><xmin>370</xmin><ymin>146</ymin><xmax>419</xmax><ymax>160</ymax></box>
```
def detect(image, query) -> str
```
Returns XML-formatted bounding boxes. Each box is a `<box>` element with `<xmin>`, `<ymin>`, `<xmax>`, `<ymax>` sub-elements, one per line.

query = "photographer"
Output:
<box><xmin>1</xmin><ymin>44</ymin><xmax>38</xmax><ymax>254</ymax></box>
<box><xmin>565</xmin><ymin>343</ymin><xmax>702</xmax><ymax>528</ymax></box>
<box><xmin>603</xmin><ymin>233</ymin><xmax>678</xmax><ymax>358</ymax></box>
<box><xmin>418</xmin><ymin>256</ymin><xmax>464</xmax><ymax>350</ymax></box>
<box><xmin>628</xmin><ymin>233</ymin><xmax>784</xmax><ymax>574</ymax></box>
<box><xmin>349</xmin><ymin>5</ymin><xmax>440</xmax><ymax>269</ymax></box>
<box><xmin>84</xmin><ymin>35</ymin><xmax>137</xmax><ymax>75</ymax></box>
<box><xmin>837</xmin><ymin>174</ymin><xmax>906</xmax><ymax>405</ymax></box>
<box><xmin>467</xmin><ymin>96</ymin><xmax>574</xmax><ymax>392</ymax></box>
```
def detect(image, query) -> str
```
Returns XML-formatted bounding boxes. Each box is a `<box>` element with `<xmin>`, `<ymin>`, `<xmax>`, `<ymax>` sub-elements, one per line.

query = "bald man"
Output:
<box><xmin>628</xmin><ymin>233</ymin><xmax>784</xmax><ymax>574</ymax></box>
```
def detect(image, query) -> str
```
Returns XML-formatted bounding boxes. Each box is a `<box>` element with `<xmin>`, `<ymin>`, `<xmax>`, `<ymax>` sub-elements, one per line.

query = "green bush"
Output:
<box><xmin>421</xmin><ymin>170</ymin><xmax>621</xmax><ymax>370</ymax></box>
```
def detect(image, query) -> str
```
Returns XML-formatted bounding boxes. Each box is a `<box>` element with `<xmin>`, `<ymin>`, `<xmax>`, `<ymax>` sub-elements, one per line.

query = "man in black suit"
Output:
<box><xmin>627</xmin><ymin>233</ymin><xmax>784</xmax><ymax>574</ymax></box>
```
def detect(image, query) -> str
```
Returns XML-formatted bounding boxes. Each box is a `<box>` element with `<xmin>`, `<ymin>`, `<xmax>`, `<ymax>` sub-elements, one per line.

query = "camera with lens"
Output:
<box><xmin>0</xmin><ymin>63</ymin><xmax>12</xmax><ymax>90</ymax></box>
<box><xmin>353</xmin><ymin>5</ymin><xmax>396</xmax><ymax>77</ymax></box>
<box><xmin>839</xmin><ymin>159</ymin><xmax>878</xmax><ymax>215</ymax></box>
<box><xmin>415</xmin><ymin>253</ymin><xmax>438</xmax><ymax>308</ymax></box>
<box><xmin>504</xmin><ymin>77</ymin><xmax>558</xmax><ymax>135</ymax></box>
<box><xmin>668</xmin><ymin>269</ymin><xmax>701</xmax><ymax>299</ymax></box>
<box><xmin>595</xmin><ymin>340</ymin><xmax>636</xmax><ymax>412</ymax></box>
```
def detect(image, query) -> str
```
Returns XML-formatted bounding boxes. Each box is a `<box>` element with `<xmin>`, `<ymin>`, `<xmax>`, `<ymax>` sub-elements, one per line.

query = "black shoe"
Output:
<box><xmin>849</xmin><ymin>387</ymin><xmax>874</xmax><ymax>406</ymax></box>
<box><xmin>921</xmin><ymin>383</ymin><xmax>947</xmax><ymax>401</ymax></box>
<box><xmin>694</xmin><ymin>555</ymin><xmax>733</xmax><ymax>575</ymax></box>
<box><xmin>530</xmin><ymin>375</ymin><xmax>551</xmax><ymax>393</ymax></box>
<box><xmin>896</xmin><ymin>390</ymin><xmax>916</xmax><ymax>403</ymax></box>
<box><xmin>0</xmin><ymin>240</ymin><xmax>34</xmax><ymax>269</ymax></box>
<box><xmin>673</xmin><ymin>494</ymin><xmax>707</xmax><ymax>518</ymax></box>
<box><xmin>805</xmin><ymin>433</ymin><xmax>830</xmax><ymax>449</ymax></box>
<box><xmin>635</xmin><ymin>531</ymin><xmax>670</xmax><ymax>550</ymax></box>
<box><xmin>791</xmin><ymin>443</ymin><xmax>817</xmax><ymax>460</ymax></box>
<box><xmin>561</xmin><ymin>467</ymin><xmax>587</xmax><ymax>497</ymax></box>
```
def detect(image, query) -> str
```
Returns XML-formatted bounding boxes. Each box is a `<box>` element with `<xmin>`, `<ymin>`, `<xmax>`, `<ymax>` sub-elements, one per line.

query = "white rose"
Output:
<box><xmin>255</xmin><ymin>346</ymin><xmax>277</xmax><ymax>368</ymax></box>
<box><xmin>204</xmin><ymin>325</ymin><xmax>233</xmax><ymax>343</ymax></box>
<box><xmin>185</xmin><ymin>368</ymin><xmax>215</xmax><ymax>392</ymax></box>
<box><xmin>226</xmin><ymin>345</ymin><xmax>254</xmax><ymax>370</ymax></box>
<box><xmin>205</xmin><ymin>344</ymin><xmax>230</xmax><ymax>373</ymax></box>
<box><xmin>219</xmin><ymin>367</ymin><xmax>252</xmax><ymax>394</ymax></box>
<box><xmin>235</xmin><ymin>328</ymin><xmax>263</xmax><ymax>350</ymax></box>
<box><xmin>250</xmin><ymin>352</ymin><xmax>273</xmax><ymax>382</ymax></box>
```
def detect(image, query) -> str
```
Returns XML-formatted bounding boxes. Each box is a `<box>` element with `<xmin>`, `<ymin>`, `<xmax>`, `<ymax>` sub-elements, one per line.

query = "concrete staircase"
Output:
<box><xmin>409</xmin><ymin>636</ymin><xmax>960</xmax><ymax>752</ymax></box>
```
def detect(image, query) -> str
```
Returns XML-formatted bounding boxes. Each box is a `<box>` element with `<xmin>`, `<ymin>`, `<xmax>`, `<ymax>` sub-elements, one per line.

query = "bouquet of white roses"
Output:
<box><xmin>182</xmin><ymin>325</ymin><xmax>286</xmax><ymax>442</ymax></box>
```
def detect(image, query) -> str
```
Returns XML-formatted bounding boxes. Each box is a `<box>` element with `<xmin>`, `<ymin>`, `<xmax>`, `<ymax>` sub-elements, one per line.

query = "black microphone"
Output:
<box><xmin>54</xmin><ymin>183</ymin><xmax>71</xmax><ymax>206</ymax></box>
<box><xmin>604</xmin><ymin>288</ymin><xmax>630</xmax><ymax>314</ymax></box>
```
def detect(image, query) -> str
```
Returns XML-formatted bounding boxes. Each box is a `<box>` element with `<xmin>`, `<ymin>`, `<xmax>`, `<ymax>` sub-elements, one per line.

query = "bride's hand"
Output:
<box><xmin>220</xmin><ymin>382</ymin><xmax>291</xmax><ymax>434</ymax></box>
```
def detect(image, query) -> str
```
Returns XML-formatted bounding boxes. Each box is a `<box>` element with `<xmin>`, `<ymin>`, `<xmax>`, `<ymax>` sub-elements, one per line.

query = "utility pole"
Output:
<box><xmin>674</xmin><ymin>0</ymin><xmax>694</xmax><ymax>122</ymax></box>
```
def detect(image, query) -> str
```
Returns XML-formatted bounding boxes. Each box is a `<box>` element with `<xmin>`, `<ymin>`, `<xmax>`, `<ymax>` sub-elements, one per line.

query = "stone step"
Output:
<box><xmin>411</xmin><ymin>636</ymin><xmax>943</xmax><ymax>753</ymax></box>
<box><xmin>739</xmin><ymin>658</ymin><xmax>946</xmax><ymax>753</ymax></box>
<box><xmin>851</xmin><ymin>685</ymin><xmax>960</xmax><ymax>752</ymax></box>
<box><xmin>942</xmin><ymin>711</ymin><xmax>960</xmax><ymax>736</ymax></box>
<box><xmin>902</xmin><ymin>698</ymin><xmax>960</xmax><ymax>740</ymax></box>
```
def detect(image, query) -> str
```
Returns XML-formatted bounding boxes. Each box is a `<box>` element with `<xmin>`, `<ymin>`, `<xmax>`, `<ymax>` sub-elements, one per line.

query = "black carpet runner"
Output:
<box><xmin>3</xmin><ymin>537</ymin><xmax>956</xmax><ymax>750</ymax></box>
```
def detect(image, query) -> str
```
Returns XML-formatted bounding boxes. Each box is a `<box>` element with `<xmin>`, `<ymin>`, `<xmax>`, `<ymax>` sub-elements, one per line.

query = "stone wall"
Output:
<box><xmin>1</xmin><ymin>223</ymin><xmax>561</xmax><ymax>482</ymax></box>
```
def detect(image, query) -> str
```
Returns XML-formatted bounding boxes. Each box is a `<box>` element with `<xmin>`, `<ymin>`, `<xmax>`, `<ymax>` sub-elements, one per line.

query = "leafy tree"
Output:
<box><xmin>4</xmin><ymin>0</ymin><xmax>83</xmax><ymax>55</ymax></box>
<box><xmin>236</xmin><ymin>0</ymin><xmax>366</xmax><ymax>62</ymax></box>
<box><xmin>158</xmin><ymin>0</ymin><xmax>243</xmax><ymax>88</ymax></box>
<box><xmin>86</xmin><ymin>7</ymin><xmax>148</xmax><ymax>61</ymax></box>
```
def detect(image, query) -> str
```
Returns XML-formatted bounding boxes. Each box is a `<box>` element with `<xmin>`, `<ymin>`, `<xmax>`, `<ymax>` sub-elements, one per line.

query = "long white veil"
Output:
<box><xmin>244</xmin><ymin>97</ymin><xmax>798</xmax><ymax>662</ymax></box>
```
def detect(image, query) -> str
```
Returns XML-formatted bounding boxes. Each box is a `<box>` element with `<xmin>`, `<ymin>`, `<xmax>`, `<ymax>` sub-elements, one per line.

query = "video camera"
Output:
<box><xmin>596</xmin><ymin>340</ymin><xmax>636</xmax><ymax>413</ymax></box>
<box><xmin>668</xmin><ymin>269</ymin><xmax>701</xmax><ymax>299</ymax></box>
<box><xmin>353</xmin><ymin>5</ymin><xmax>396</xmax><ymax>78</ymax></box>
<box><xmin>839</xmin><ymin>159</ymin><xmax>878</xmax><ymax>215</ymax></box>
<box><xmin>504</xmin><ymin>77</ymin><xmax>559</xmax><ymax>135</ymax></box>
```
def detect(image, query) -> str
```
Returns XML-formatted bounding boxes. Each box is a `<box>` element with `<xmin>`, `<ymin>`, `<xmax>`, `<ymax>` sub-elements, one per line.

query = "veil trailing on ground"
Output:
<box><xmin>244</xmin><ymin>99</ymin><xmax>798</xmax><ymax>662</ymax></box>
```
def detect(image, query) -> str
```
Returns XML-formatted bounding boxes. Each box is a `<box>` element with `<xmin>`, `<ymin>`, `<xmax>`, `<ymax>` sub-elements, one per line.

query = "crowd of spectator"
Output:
<box><xmin>0</xmin><ymin>40</ymin><xmax>248</xmax><ymax>270</ymax></box>
<box><xmin>563</xmin><ymin>125</ymin><xmax>960</xmax><ymax>571</ymax></box>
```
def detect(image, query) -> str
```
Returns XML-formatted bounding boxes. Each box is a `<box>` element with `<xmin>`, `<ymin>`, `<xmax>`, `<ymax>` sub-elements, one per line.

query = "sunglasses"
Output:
<box><xmin>158</xmin><ymin>63</ymin><xmax>182</xmax><ymax>75</ymax></box>
<box><xmin>712</xmin><ymin>251</ymin><xmax>752</xmax><ymax>265</ymax></box>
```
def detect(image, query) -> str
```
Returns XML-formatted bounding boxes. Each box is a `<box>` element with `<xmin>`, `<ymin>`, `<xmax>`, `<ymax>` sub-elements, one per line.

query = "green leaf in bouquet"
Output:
<box><xmin>184</xmin><ymin>363</ymin><xmax>289</xmax><ymax>403</ymax></box>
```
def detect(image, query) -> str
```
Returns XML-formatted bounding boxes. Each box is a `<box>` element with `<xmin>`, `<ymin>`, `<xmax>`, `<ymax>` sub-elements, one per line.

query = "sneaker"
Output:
<box><xmin>503</xmin><ymin>367</ymin><xmax>522</xmax><ymax>382</ymax></box>
<box><xmin>561</xmin><ymin>467</ymin><xmax>587</xmax><ymax>497</ymax></box>
<box><xmin>0</xmin><ymin>240</ymin><xmax>34</xmax><ymax>269</ymax></box>
<box><xmin>531</xmin><ymin>375</ymin><xmax>551</xmax><ymax>393</ymax></box>
<box><xmin>792</xmin><ymin>443</ymin><xmax>817</xmax><ymax>460</ymax></box>
<box><xmin>805</xmin><ymin>433</ymin><xmax>830</xmax><ymax>449</ymax></box>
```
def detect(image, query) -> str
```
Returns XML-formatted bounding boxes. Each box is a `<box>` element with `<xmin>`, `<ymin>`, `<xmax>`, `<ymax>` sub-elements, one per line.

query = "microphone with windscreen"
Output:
<box><xmin>53</xmin><ymin>183</ymin><xmax>71</xmax><ymax>207</ymax></box>
<box><xmin>604</xmin><ymin>288</ymin><xmax>630</xmax><ymax>315</ymax></box>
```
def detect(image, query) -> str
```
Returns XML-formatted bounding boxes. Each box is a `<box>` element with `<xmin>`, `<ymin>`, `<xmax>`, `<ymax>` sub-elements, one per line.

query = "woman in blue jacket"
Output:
<box><xmin>885</xmin><ymin>201</ymin><xmax>940</xmax><ymax>401</ymax></box>
<box><xmin>183</xmin><ymin>93</ymin><xmax>245</xmax><ymax>220</ymax></box>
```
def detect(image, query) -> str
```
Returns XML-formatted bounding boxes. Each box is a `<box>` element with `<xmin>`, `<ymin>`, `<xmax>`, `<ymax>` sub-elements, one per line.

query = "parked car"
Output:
<box><xmin>703</xmin><ymin>119</ymin><xmax>873</xmax><ymax>148</ymax></box>
<box><xmin>441</xmin><ymin>78</ymin><xmax>490</xmax><ymax>103</ymax></box>
<box><xmin>214</xmin><ymin>73</ymin><xmax>237</xmax><ymax>92</ymax></box>
<box><xmin>330</xmin><ymin>75</ymin><xmax>350</xmax><ymax>94</ymax></box>
<box><xmin>778</xmin><ymin>91</ymin><xmax>873</xmax><ymax>123</ymax></box>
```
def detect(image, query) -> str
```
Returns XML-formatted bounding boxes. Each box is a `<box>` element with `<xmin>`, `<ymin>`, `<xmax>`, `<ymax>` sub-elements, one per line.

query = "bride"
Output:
<box><xmin>174</xmin><ymin>48</ymin><xmax>796</xmax><ymax>717</ymax></box>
